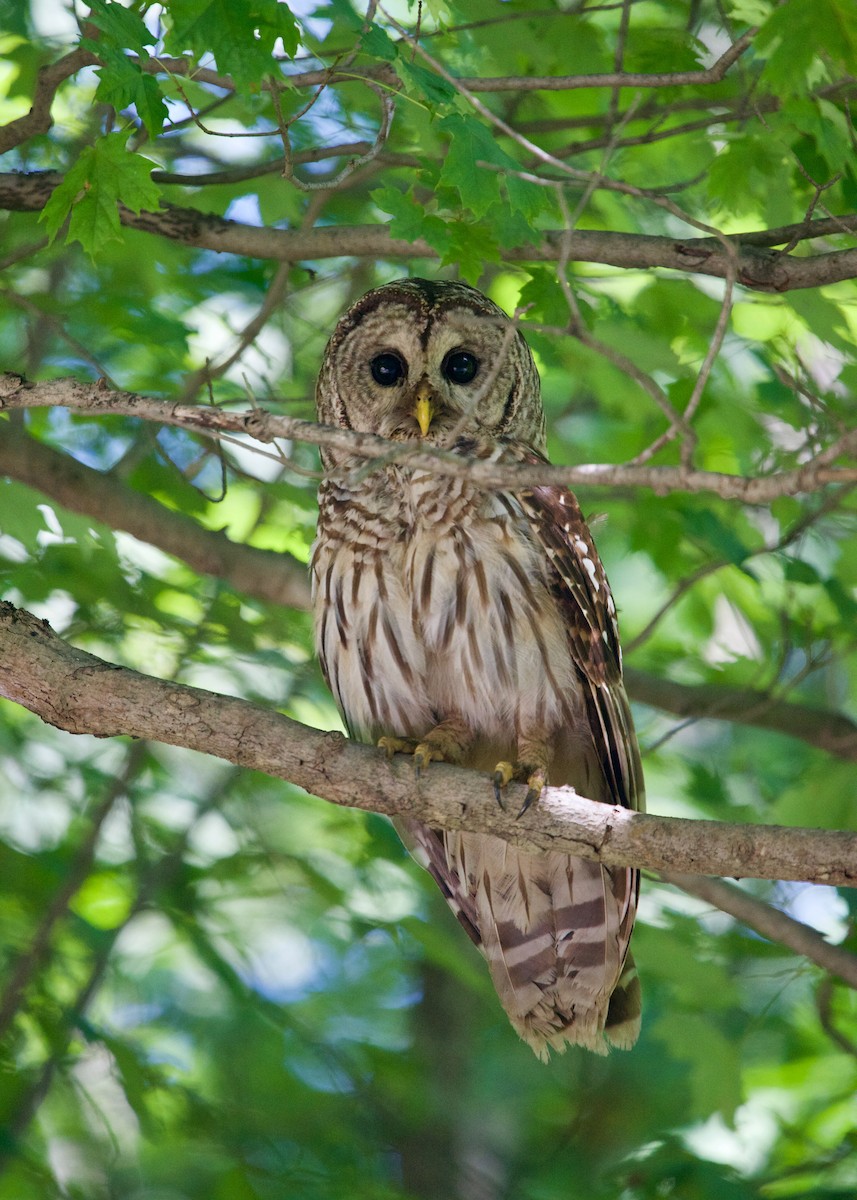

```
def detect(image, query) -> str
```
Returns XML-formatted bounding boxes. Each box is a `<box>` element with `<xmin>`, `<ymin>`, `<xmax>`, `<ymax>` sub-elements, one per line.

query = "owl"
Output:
<box><xmin>311</xmin><ymin>278</ymin><xmax>643</xmax><ymax>1059</ymax></box>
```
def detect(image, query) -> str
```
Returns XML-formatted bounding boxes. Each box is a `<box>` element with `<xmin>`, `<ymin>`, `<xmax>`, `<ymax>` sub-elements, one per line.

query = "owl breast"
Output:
<box><xmin>311</xmin><ymin>468</ymin><xmax>584</xmax><ymax>763</ymax></box>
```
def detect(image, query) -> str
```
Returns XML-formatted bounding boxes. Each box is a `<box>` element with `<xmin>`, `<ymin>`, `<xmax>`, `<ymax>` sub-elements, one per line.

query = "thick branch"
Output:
<box><xmin>2</xmin><ymin>375</ymin><xmax>855</xmax><ymax>502</ymax></box>
<box><xmin>2</xmin><ymin>173</ymin><xmax>856</xmax><ymax>292</ymax></box>
<box><xmin>0</xmin><ymin>600</ymin><xmax>855</xmax><ymax>888</ymax></box>
<box><xmin>0</xmin><ymin>423</ymin><xmax>309</xmax><ymax>610</ymax></box>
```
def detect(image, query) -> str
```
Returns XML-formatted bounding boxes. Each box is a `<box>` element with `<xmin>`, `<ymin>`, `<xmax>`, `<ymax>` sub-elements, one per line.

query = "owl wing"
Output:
<box><xmin>513</xmin><ymin>470</ymin><xmax>644</xmax><ymax>1051</ymax></box>
<box><xmin>517</xmin><ymin>478</ymin><xmax>644</xmax><ymax>818</ymax></box>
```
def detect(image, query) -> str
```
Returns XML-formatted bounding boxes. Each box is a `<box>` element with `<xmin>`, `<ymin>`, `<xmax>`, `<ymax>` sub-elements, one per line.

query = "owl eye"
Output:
<box><xmin>370</xmin><ymin>352</ymin><xmax>406</xmax><ymax>386</ymax></box>
<box><xmin>442</xmin><ymin>350</ymin><xmax>479</xmax><ymax>385</ymax></box>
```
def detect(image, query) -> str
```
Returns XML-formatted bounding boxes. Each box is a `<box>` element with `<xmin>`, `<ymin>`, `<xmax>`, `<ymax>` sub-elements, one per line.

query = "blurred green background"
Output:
<box><xmin>1</xmin><ymin>1</ymin><xmax>856</xmax><ymax>1196</ymax></box>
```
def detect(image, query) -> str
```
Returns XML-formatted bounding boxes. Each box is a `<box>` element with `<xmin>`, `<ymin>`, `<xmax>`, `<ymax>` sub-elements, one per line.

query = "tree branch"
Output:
<box><xmin>0</xmin><ymin>422</ymin><xmax>310</xmax><ymax>610</ymax></box>
<box><xmin>624</xmin><ymin>669</ymin><xmax>857</xmax><ymax>763</ymax></box>
<box><xmin>2</xmin><ymin>374</ymin><xmax>855</xmax><ymax>502</ymax></box>
<box><xmin>2</xmin><ymin>173</ymin><xmax>856</xmax><ymax>292</ymax></box>
<box><xmin>143</xmin><ymin>31</ymin><xmax>756</xmax><ymax>95</ymax></box>
<box><xmin>0</xmin><ymin>48</ymin><xmax>98</xmax><ymax>155</ymax></box>
<box><xmin>1</xmin><ymin>600</ymin><xmax>855</xmax><ymax>888</ymax></box>
<box><xmin>663</xmin><ymin>872</ymin><xmax>857</xmax><ymax>989</ymax></box>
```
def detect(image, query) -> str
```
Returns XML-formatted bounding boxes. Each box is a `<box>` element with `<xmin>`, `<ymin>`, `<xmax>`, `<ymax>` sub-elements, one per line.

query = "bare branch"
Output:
<box><xmin>0</xmin><ymin>601</ymin><xmax>855</xmax><ymax>888</ymax></box>
<box><xmin>0</xmin><ymin>48</ymin><xmax>97</xmax><ymax>155</ymax></box>
<box><xmin>2</xmin><ymin>375</ymin><xmax>855</xmax><ymax>502</ymax></box>
<box><xmin>0</xmin><ymin>421</ymin><xmax>310</xmax><ymax>609</ymax></box>
<box><xmin>663</xmin><ymin>873</ymin><xmax>857</xmax><ymax>988</ymax></box>
<box><xmin>1</xmin><ymin>174</ymin><xmax>856</xmax><ymax>292</ymax></box>
<box><xmin>141</xmin><ymin>30</ymin><xmax>756</xmax><ymax>94</ymax></box>
<box><xmin>625</xmin><ymin>668</ymin><xmax>857</xmax><ymax>763</ymax></box>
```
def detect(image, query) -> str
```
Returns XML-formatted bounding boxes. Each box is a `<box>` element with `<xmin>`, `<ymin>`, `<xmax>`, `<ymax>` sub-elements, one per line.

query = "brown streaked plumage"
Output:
<box><xmin>311</xmin><ymin>278</ymin><xmax>644</xmax><ymax>1058</ymax></box>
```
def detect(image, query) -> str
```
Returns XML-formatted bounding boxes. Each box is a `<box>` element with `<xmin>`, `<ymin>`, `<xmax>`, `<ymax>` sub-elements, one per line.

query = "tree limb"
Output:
<box><xmin>0</xmin><ymin>422</ymin><xmax>309</xmax><ymax>610</ymax></box>
<box><xmin>2</xmin><ymin>374</ymin><xmax>855</xmax><ymax>502</ymax></box>
<box><xmin>1</xmin><ymin>600</ymin><xmax>855</xmax><ymax>888</ymax></box>
<box><xmin>142</xmin><ymin>32</ymin><xmax>756</xmax><ymax>95</ymax></box>
<box><xmin>663</xmin><ymin>872</ymin><xmax>857</xmax><ymax>989</ymax></box>
<box><xmin>2</xmin><ymin>173</ymin><xmax>856</xmax><ymax>292</ymax></box>
<box><xmin>0</xmin><ymin>48</ymin><xmax>98</xmax><ymax>155</ymax></box>
<box><xmin>625</xmin><ymin>669</ymin><xmax>857</xmax><ymax>763</ymax></box>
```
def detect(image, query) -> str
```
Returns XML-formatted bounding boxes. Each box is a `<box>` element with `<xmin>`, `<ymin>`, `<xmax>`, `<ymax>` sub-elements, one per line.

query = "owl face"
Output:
<box><xmin>316</xmin><ymin>278</ymin><xmax>545</xmax><ymax>451</ymax></box>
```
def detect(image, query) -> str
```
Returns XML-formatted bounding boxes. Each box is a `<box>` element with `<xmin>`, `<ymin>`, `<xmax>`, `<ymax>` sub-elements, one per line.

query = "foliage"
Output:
<box><xmin>0</xmin><ymin>1</ymin><xmax>856</xmax><ymax>1198</ymax></box>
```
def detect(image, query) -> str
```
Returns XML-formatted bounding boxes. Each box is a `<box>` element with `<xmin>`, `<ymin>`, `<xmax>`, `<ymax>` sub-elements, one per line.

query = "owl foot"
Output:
<box><xmin>378</xmin><ymin>735</ymin><xmax>420</xmax><ymax>760</ymax></box>
<box><xmin>378</xmin><ymin>724</ymin><xmax>469</xmax><ymax>779</ymax></box>
<box><xmin>493</xmin><ymin>762</ymin><xmax>547</xmax><ymax>819</ymax></box>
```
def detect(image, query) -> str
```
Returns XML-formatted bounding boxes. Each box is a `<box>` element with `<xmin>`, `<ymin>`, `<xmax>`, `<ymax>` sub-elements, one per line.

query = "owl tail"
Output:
<box><xmin>453</xmin><ymin>833</ymin><xmax>639</xmax><ymax>1060</ymax></box>
<box><xmin>604</xmin><ymin>951</ymin><xmax>642</xmax><ymax>1050</ymax></box>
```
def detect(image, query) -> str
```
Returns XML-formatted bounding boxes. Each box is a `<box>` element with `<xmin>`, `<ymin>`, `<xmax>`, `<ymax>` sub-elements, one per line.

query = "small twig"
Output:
<box><xmin>2</xmin><ymin>375</ymin><xmax>856</xmax><ymax>502</ymax></box>
<box><xmin>679</xmin><ymin>269</ymin><xmax>736</xmax><ymax>468</ymax></box>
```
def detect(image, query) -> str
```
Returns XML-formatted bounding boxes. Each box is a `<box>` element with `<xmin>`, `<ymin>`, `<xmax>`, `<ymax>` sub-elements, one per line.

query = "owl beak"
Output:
<box><xmin>414</xmin><ymin>381</ymin><xmax>435</xmax><ymax>437</ymax></box>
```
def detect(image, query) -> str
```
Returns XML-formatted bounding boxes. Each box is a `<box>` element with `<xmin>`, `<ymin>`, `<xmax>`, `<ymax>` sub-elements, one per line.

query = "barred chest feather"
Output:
<box><xmin>311</xmin><ymin>467</ymin><xmax>585</xmax><ymax>757</ymax></box>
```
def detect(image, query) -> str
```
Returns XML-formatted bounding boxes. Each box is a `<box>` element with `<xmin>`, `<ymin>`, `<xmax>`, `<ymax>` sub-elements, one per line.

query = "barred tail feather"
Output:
<box><xmin>414</xmin><ymin>826</ymin><xmax>638</xmax><ymax>1060</ymax></box>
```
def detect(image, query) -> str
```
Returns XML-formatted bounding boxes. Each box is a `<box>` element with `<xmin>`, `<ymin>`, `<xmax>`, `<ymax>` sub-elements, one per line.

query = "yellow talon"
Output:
<box><xmin>493</xmin><ymin>761</ymin><xmax>515</xmax><ymax>809</ymax></box>
<box><xmin>378</xmin><ymin>735</ymin><xmax>418</xmax><ymax>760</ymax></box>
<box><xmin>413</xmin><ymin>743</ymin><xmax>437</xmax><ymax>778</ymax></box>
<box><xmin>518</xmin><ymin>769</ymin><xmax>546</xmax><ymax>819</ymax></box>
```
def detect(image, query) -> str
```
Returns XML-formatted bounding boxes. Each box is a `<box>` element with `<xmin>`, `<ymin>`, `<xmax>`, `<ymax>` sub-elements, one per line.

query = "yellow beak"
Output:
<box><xmin>414</xmin><ymin>382</ymin><xmax>435</xmax><ymax>437</ymax></box>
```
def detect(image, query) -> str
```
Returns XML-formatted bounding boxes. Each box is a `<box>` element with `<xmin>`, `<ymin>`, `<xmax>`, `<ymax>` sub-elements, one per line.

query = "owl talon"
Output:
<box><xmin>517</xmin><ymin>770</ymin><xmax>546</xmax><ymax>819</ymax></box>
<box><xmin>378</xmin><ymin>735</ymin><xmax>419</xmax><ymax>760</ymax></box>
<box><xmin>493</xmin><ymin>761</ymin><xmax>515</xmax><ymax>810</ymax></box>
<box><xmin>413</xmin><ymin>743</ymin><xmax>436</xmax><ymax>778</ymax></box>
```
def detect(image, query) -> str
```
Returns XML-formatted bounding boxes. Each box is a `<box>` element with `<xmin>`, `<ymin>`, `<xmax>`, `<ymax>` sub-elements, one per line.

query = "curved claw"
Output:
<box><xmin>516</xmin><ymin>787</ymin><xmax>540</xmax><ymax>820</ymax></box>
<box><xmin>413</xmin><ymin>743</ymin><xmax>435</xmax><ymax>779</ymax></box>
<box><xmin>516</xmin><ymin>770</ymin><xmax>546</xmax><ymax>820</ymax></box>
<box><xmin>492</xmin><ymin>761</ymin><xmax>515</xmax><ymax>810</ymax></box>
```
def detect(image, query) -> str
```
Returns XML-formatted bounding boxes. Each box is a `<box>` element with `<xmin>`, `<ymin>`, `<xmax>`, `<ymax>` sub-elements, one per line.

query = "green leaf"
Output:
<box><xmin>783</xmin><ymin>558</ymin><xmax>822</xmax><ymax>585</ymax></box>
<box><xmin>438</xmin><ymin>113</ymin><xmax>503</xmax><ymax>218</ymax></box>
<box><xmin>518</xmin><ymin>268</ymin><xmax>572</xmax><ymax>326</ymax></box>
<box><xmin>370</xmin><ymin>186</ymin><xmax>448</xmax><ymax>249</ymax></box>
<box><xmin>39</xmin><ymin>132</ymin><xmax>161</xmax><ymax>259</ymax></box>
<box><xmin>91</xmin><ymin>47</ymin><xmax>167</xmax><ymax>136</ymax></box>
<box><xmin>165</xmin><ymin>0</ymin><xmax>300</xmax><ymax>86</ymax></box>
<box><xmin>359</xmin><ymin>22</ymin><xmax>398</xmax><ymax>62</ymax></box>
<box><xmin>438</xmin><ymin>114</ymin><xmax>549</xmax><ymax>222</ymax></box>
<box><xmin>683</xmin><ymin>508</ymin><xmax>751</xmax><ymax>565</ymax></box>
<box><xmin>395</xmin><ymin>58</ymin><xmax>457</xmax><ymax>110</ymax></box>
<box><xmin>440</xmin><ymin>219</ymin><xmax>499</xmax><ymax>283</ymax></box>
<box><xmin>652</xmin><ymin>1013</ymin><xmax>743</xmax><ymax>1121</ymax></box>
<box><xmin>756</xmin><ymin>0</ymin><xmax>857</xmax><ymax>92</ymax></box>
<box><xmin>86</xmin><ymin>0</ymin><xmax>154</xmax><ymax>54</ymax></box>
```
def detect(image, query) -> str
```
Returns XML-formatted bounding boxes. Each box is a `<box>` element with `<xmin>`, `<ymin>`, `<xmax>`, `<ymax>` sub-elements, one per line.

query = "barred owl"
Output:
<box><xmin>311</xmin><ymin>278</ymin><xmax>643</xmax><ymax>1059</ymax></box>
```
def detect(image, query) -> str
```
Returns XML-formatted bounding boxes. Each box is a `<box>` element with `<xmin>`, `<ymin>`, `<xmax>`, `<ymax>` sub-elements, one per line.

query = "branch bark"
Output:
<box><xmin>2</xmin><ymin>374</ymin><xmax>855</xmax><ymax>502</ymax></box>
<box><xmin>2</xmin><ymin>173</ymin><xmax>856</xmax><ymax>292</ymax></box>
<box><xmin>1</xmin><ymin>600</ymin><xmax>855</xmax><ymax>888</ymax></box>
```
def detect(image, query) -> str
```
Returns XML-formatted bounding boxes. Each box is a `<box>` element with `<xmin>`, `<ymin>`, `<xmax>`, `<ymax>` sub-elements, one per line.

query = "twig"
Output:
<box><xmin>1</xmin><ymin>375</ymin><xmax>855</xmax><ymax>502</ymax></box>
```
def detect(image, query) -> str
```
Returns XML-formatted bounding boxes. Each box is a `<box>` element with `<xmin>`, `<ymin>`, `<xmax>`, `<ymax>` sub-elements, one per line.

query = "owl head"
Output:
<box><xmin>316</xmin><ymin>278</ymin><xmax>545</xmax><ymax>453</ymax></box>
